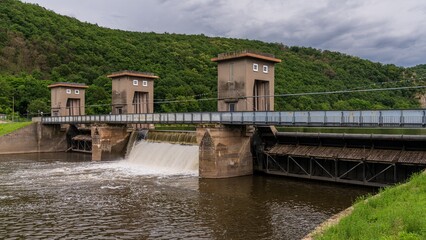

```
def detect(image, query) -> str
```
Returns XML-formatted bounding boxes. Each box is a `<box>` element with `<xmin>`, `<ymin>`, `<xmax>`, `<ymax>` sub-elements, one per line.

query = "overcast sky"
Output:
<box><xmin>23</xmin><ymin>0</ymin><xmax>426</xmax><ymax>67</ymax></box>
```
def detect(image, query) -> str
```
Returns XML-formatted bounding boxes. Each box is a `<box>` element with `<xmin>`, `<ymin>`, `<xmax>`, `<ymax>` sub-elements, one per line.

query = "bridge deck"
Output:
<box><xmin>41</xmin><ymin>110</ymin><xmax>426</xmax><ymax>128</ymax></box>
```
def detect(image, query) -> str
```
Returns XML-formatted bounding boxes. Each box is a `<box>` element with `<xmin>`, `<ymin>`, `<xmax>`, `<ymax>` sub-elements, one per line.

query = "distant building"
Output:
<box><xmin>48</xmin><ymin>82</ymin><xmax>88</xmax><ymax>116</ymax></box>
<box><xmin>212</xmin><ymin>50</ymin><xmax>281</xmax><ymax>112</ymax></box>
<box><xmin>107</xmin><ymin>70</ymin><xmax>159</xmax><ymax>115</ymax></box>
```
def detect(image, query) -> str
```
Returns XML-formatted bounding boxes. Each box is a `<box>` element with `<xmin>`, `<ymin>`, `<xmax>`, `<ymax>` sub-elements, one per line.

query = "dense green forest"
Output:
<box><xmin>0</xmin><ymin>0</ymin><xmax>424</xmax><ymax>118</ymax></box>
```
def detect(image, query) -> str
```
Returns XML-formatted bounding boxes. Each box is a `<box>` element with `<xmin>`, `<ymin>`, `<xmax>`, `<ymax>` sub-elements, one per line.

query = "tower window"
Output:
<box><xmin>253</xmin><ymin>63</ymin><xmax>259</xmax><ymax>72</ymax></box>
<box><xmin>75</xmin><ymin>89</ymin><xmax>80</xmax><ymax>94</ymax></box>
<box><xmin>133</xmin><ymin>80</ymin><xmax>139</xmax><ymax>86</ymax></box>
<box><xmin>66</xmin><ymin>89</ymin><xmax>71</xmax><ymax>94</ymax></box>
<box><xmin>143</xmin><ymin>80</ymin><xmax>148</xmax><ymax>86</ymax></box>
<box><xmin>229</xmin><ymin>103</ymin><xmax>236</xmax><ymax>112</ymax></box>
<box><xmin>263</xmin><ymin>65</ymin><xmax>269</xmax><ymax>73</ymax></box>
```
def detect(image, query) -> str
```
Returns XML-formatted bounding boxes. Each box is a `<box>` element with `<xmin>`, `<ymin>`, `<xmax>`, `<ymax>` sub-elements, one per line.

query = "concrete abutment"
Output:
<box><xmin>0</xmin><ymin>122</ymin><xmax>67</xmax><ymax>154</ymax></box>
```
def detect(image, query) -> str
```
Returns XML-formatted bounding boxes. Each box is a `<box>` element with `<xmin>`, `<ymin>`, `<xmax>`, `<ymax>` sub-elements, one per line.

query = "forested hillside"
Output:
<box><xmin>0</xmin><ymin>0</ymin><xmax>424</xmax><ymax>117</ymax></box>
<box><xmin>409</xmin><ymin>65</ymin><xmax>426</xmax><ymax>81</ymax></box>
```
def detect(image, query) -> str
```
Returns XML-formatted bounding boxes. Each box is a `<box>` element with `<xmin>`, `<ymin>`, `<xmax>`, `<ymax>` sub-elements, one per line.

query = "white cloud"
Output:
<box><xmin>22</xmin><ymin>0</ymin><xmax>426</xmax><ymax>66</ymax></box>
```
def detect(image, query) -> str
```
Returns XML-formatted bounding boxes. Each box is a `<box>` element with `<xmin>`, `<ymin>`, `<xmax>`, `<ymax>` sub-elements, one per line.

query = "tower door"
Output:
<box><xmin>133</xmin><ymin>91</ymin><xmax>149</xmax><ymax>114</ymax></box>
<box><xmin>66</xmin><ymin>98</ymin><xmax>81</xmax><ymax>116</ymax></box>
<box><xmin>253</xmin><ymin>80</ymin><xmax>270</xmax><ymax>111</ymax></box>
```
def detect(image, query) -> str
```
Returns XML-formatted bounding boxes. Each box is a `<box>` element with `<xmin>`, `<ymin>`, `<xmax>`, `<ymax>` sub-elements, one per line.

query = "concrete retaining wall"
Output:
<box><xmin>0</xmin><ymin>123</ymin><xmax>67</xmax><ymax>154</ymax></box>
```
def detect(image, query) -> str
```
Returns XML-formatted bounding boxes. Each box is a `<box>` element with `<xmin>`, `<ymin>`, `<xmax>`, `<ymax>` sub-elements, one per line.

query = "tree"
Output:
<box><xmin>27</xmin><ymin>98</ymin><xmax>50</xmax><ymax>116</ymax></box>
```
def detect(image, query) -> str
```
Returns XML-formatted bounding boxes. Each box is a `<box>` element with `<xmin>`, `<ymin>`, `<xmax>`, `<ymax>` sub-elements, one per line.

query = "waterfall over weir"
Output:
<box><xmin>123</xmin><ymin>141</ymin><xmax>199</xmax><ymax>176</ymax></box>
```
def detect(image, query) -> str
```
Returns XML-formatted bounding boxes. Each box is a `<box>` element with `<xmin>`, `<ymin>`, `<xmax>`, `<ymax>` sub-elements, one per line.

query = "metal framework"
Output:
<box><xmin>69</xmin><ymin>138</ymin><xmax>92</xmax><ymax>153</ymax></box>
<box><xmin>262</xmin><ymin>154</ymin><xmax>424</xmax><ymax>187</ymax></box>
<box><xmin>41</xmin><ymin>109</ymin><xmax>426</xmax><ymax>127</ymax></box>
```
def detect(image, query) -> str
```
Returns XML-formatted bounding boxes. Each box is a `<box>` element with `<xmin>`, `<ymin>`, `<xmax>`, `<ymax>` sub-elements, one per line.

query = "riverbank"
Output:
<box><xmin>0</xmin><ymin>122</ymin><xmax>32</xmax><ymax>136</ymax></box>
<box><xmin>311</xmin><ymin>171</ymin><xmax>426</xmax><ymax>239</ymax></box>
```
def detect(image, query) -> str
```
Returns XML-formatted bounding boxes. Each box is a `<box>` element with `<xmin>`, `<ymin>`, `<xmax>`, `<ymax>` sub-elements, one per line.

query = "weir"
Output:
<box><xmin>61</xmin><ymin>124</ymin><xmax>254</xmax><ymax>178</ymax></box>
<box><xmin>253</xmin><ymin>131</ymin><xmax>426</xmax><ymax>187</ymax></box>
<box><xmin>125</xmin><ymin>141</ymin><xmax>199</xmax><ymax>175</ymax></box>
<box><xmin>1</xmin><ymin>118</ymin><xmax>425</xmax><ymax>186</ymax></box>
<box><xmin>146</xmin><ymin>130</ymin><xmax>197</xmax><ymax>145</ymax></box>
<box><xmin>5</xmin><ymin>50</ymin><xmax>424</xmax><ymax>185</ymax></box>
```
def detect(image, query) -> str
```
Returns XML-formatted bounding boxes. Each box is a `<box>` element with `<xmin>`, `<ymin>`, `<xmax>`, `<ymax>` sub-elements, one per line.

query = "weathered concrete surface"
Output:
<box><xmin>91</xmin><ymin>125</ymin><xmax>130</xmax><ymax>161</ymax></box>
<box><xmin>197</xmin><ymin>125</ymin><xmax>253</xmax><ymax>178</ymax></box>
<box><xmin>0</xmin><ymin>123</ymin><xmax>67</xmax><ymax>154</ymax></box>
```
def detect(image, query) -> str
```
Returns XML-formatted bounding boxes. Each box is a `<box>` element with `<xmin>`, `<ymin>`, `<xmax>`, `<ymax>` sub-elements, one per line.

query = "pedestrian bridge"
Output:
<box><xmin>41</xmin><ymin>109</ymin><xmax>426</xmax><ymax>128</ymax></box>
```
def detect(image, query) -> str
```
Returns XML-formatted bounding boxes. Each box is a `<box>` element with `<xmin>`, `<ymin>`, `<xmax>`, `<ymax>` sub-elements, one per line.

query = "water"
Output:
<box><xmin>126</xmin><ymin>141</ymin><xmax>199</xmax><ymax>175</ymax></box>
<box><xmin>0</xmin><ymin>142</ymin><xmax>373</xmax><ymax>239</ymax></box>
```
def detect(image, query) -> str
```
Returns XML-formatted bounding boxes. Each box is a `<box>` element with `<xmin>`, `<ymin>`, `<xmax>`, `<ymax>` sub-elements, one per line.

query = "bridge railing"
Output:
<box><xmin>41</xmin><ymin>109</ymin><xmax>426</xmax><ymax>127</ymax></box>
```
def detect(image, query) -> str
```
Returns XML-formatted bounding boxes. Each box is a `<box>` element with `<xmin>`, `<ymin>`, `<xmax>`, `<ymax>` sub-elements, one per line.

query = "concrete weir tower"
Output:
<box><xmin>212</xmin><ymin>50</ymin><xmax>281</xmax><ymax>112</ymax></box>
<box><xmin>197</xmin><ymin>51</ymin><xmax>281</xmax><ymax>178</ymax></box>
<box><xmin>48</xmin><ymin>82</ymin><xmax>89</xmax><ymax>116</ymax></box>
<box><xmin>108</xmin><ymin>70</ymin><xmax>158</xmax><ymax>130</ymax></box>
<box><xmin>108</xmin><ymin>70</ymin><xmax>158</xmax><ymax>116</ymax></box>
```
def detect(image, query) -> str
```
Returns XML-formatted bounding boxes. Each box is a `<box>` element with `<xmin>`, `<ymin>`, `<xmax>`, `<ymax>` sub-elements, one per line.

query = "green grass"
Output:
<box><xmin>0</xmin><ymin>122</ymin><xmax>32</xmax><ymax>136</ymax></box>
<box><xmin>316</xmin><ymin>172</ymin><xmax>426</xmax><ymax>240</ymax></box>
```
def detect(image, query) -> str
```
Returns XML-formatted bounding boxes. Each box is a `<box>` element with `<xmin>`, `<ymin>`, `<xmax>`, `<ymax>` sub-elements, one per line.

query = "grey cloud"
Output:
<box><xmin>22</xmin><ymin>0</ymin><xmax>426</xmax><ymax>66</ymax></box>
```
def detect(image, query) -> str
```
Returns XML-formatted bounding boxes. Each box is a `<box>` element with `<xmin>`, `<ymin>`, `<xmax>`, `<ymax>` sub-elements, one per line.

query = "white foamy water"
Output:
<box><xmin>119</xmin><ymin>141</ymin><xmax>199</xmax><ymax>176</ymax></box>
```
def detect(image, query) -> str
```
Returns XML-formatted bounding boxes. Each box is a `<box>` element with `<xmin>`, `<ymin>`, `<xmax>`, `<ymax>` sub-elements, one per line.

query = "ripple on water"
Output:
<box><xmin>0</xmin><ymin>154</ymin><xmax>373</xmax><ymax>239</ymax></box>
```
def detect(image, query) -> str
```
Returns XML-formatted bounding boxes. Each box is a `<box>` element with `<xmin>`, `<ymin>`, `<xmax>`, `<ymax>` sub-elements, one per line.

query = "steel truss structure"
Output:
<box><xmin>70</xmin><ymin>138</ymin><xmax>92</xmax><ymax>153</ymax></box>
<box><xmin>263</xmin><ymin>154</ymin><xmax>424</xmax><ymax>187</ymax></box>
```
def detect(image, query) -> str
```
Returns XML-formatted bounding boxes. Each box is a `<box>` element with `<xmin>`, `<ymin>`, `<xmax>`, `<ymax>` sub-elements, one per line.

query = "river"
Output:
<box><xmin>0</xmin><ymin>142</ymin><xmax>373</xmax><ymax>239</ymax></box>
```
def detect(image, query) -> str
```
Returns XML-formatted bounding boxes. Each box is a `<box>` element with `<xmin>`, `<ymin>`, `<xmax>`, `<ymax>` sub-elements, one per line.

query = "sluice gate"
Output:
<box><xmin>255</xmin><ymin>131</ymin><xmax>426</xmax><ymax>187</ymax></box>
<box><xmin>70</xmin><ymin>134</ymin><xmax>92</xmax><ymax>153</ymax></box>
<box><xmin>66</xmin><ymin>125</ymin><xmax>92</xmax><ymax>153</ymax></box>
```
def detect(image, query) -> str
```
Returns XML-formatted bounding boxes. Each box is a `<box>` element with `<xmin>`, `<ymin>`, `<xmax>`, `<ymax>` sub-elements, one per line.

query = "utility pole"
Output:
<box><xmin>12</xmin><ymin>96</ymin><xmax>14</xmax><ymax>122</ymax></box>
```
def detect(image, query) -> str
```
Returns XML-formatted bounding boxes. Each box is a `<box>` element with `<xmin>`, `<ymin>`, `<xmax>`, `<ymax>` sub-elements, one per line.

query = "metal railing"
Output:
<box><xmin>41</xmin><ymin>110</ymin><xmax>426</xmax><ymax>128</ymax></box>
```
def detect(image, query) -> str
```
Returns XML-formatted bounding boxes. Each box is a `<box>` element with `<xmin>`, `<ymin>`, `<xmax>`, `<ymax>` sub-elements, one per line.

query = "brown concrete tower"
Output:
<box><xmin>48</xmin><ymin>82</ymin><xmax>88</xmax><ymax>116</ymax></box>
<box><xmin>211</xmin><ymin>50</ymin><xmax>281</xmax><ymax>112</ymax></box>
<box><xmin>107</xmin><ymin>70</ymin><xmax>159</xmax><ymax>115</ymax></box>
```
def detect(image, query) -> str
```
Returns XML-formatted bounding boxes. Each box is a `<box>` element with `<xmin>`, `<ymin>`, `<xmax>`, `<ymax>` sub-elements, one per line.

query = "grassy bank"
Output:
<box><xmin>316</xmin><ymin>172</ymin><xmax>426</xmax><ymax>240</ymax></box>
<box><xmin>0</xmin><ymin>122</ymin><xmax>32</xmax><ymax>136</ymax></box>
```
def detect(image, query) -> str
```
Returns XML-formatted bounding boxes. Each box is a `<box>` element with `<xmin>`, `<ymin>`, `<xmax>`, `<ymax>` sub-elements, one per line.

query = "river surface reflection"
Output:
<box><xmin>0</xmin><ymin>153</ymin><xmax>374</xmax><ymax>239</ymax></box>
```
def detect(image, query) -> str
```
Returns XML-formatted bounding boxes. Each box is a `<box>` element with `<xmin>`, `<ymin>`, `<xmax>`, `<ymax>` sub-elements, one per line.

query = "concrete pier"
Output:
<box><xmin>91</xmin><ymin>125</ymin><xmax>130</xmax><ymax>161</ymax></box>
<box><xmin>197</xmin><ymin>125</ymin><xmax>253</xmax><ymax>178</ymax></box>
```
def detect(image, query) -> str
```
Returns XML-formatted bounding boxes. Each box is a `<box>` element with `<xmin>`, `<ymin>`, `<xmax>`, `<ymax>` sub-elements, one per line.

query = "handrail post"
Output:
<box><xmin>307</xmin><ymin>111</ymin><xmax>311</xmax><ymax>126</ymax></box>
<box><xmin>265</xmin><ymin>111</ymin><xmax>269</xmax><ymax>125</ymax></box>
<box><xmin>323</xmin><ymin>111</ymin><xmax>327</xmax><ymax>126</ymax></box>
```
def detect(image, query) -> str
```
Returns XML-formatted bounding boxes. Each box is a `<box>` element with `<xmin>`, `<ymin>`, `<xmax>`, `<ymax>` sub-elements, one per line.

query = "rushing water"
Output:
<box><xmin>0</xmin><ymin>141</ymin><xmax>373</xmax><ymax>240</ymax></box>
